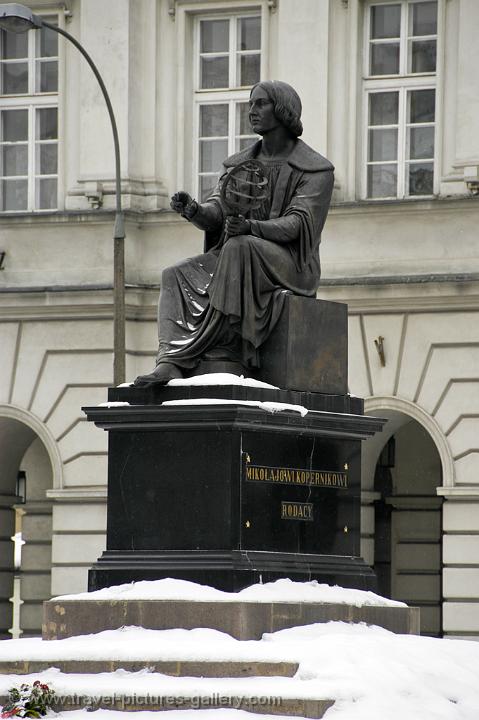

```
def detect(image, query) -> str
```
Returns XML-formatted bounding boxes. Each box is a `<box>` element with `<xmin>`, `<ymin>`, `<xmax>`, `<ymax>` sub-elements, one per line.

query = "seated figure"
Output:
<box><xmin>134</xmin><ymin>80</ymin><xmax>334</xmax><ymax>386</ymax></box>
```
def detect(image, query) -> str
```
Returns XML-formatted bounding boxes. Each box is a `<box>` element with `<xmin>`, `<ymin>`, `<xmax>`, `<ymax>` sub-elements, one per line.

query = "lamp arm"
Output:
<box><xmin>42</xmin><ymin>19</ymin><xmax>126</xmax><ymax>384</ymax></box>
<box><xmin>42</xmin><ymin>20</ymin><xmax>124</xmax><ymax>238</ymax></box>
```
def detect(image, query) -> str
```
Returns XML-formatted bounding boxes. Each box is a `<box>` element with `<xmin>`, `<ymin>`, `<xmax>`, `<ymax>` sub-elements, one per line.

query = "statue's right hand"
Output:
<box><xmin>170</xmin><ymin>191</ymin><xmax>194</xmax><ymax>215</ymax></box>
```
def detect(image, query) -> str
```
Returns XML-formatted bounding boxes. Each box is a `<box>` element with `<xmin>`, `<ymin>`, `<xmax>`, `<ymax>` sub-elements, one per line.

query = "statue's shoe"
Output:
<box><xmin>133</xmin><ymin>362</ymin><xmax>183</xmax><ymax>387</ymax></box>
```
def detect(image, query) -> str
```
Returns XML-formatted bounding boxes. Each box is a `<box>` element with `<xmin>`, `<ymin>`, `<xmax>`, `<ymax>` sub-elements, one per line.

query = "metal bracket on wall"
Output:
<box><xmin>374</xmin><ymin>336</ymin><xmax>386</xmax><ymax>367</ymax></box>
<box><xmin>0</xmin><ymin>251</ymin><xmax>5</xmax><ymax>270</ymax></box>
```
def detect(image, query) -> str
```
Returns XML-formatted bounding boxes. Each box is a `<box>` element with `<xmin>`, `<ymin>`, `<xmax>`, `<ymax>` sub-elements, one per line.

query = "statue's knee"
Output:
<box><xmin>223</xmin><ymin>234</ymin><xmax>254</xmax><ymax>257</ymax></box>
<box><xmin>234</xmin><ymin>234</ymin><xmax>254</xmax><ymax>249</ymax></box>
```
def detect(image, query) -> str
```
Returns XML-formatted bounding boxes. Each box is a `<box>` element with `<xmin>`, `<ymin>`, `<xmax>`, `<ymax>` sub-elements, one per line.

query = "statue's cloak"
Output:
<box><xmin>159</xmin><ymin>139</ymin><xmax>334</xmax><ymax>368</ymax></box>
<box><xmin>205</xmin><ymin>138</ymin><xmax>334</xmax><ymax>278</ymax></box>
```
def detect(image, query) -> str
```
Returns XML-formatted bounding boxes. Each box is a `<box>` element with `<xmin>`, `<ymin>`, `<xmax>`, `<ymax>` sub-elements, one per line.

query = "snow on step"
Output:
<box><xmin>54</xmin><ymin>577</ymin><xmax>405</xmax><ymax>606</ymax></box>
<box><xmin>0</xmin><ymin>668</ymin><xmax>333</xmax><ymax>716</ymax></box>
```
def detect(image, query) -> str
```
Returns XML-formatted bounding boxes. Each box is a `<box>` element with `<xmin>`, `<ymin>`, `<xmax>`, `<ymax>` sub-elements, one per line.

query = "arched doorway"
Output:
<box><xmin>0</xmin><ymin>411</ymin><xmax>55</xmax><ymax>637</ymax></box>
<box><xmin>363</xmin><ymin>399</ymin><xmax>449</xmax><ymax>637</ymax></box>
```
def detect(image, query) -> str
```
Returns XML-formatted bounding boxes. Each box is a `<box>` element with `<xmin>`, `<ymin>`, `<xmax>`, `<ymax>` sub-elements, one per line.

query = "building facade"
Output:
<box><xmin>0</xmin><ymin>0</ymin><xmax>478</xmax><ymax>638</ymax></box>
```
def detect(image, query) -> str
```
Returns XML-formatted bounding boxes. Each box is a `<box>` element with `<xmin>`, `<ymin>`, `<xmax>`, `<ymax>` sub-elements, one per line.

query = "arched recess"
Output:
<box><xmin>0</xmin><ymin>404</ymin><xmax>63</xmax><ymax>490</ymax></box>
<box><xmin>0</xmin><ymin>404</ymin><xmax>62</xmax><ymax>637</ymax></box>
<box><xmin>362</xmin><ymin>396</ymin><xmax>451</xmax><ymax>637</ymax></box>
<box><xmin>363</xmin><ymin>396</ymin><xmax>454</xmax><ymax>493</ymax></box>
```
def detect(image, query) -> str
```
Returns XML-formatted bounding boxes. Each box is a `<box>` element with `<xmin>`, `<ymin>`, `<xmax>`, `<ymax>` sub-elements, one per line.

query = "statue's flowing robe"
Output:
<box><xmin>157</xmin><ymin>139</ymin><xmax>334</xmax><ymax>370</ymax></box>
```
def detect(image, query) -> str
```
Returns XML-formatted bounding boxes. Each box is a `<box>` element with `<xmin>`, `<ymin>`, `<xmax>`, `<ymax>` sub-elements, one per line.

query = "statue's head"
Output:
<box><xmin>250</xmin><ymin>80</ymin><xmax>303</xmax><ymax>138</ymax></box>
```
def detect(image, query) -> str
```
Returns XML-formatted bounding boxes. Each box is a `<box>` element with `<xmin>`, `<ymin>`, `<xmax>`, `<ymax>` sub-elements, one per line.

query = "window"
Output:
<box><xmin>195</xmin><ymin>14</ymin><xmax>261</xmax><ymax>201</ymax></box>
<box><xmin>0</xmin><ymin>20</ymin><xmax>58</xmax><ymax>212</ymax></box>
<box><xmin>364</xmin><ymin>1</ymin><xmax>437</xmax><ymax>199</ymax></box>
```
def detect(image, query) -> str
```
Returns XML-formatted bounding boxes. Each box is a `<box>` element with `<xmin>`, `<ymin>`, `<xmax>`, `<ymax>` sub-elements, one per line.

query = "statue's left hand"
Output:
<box><xmin>225</xmin><ymin>215</ymin><xmax>251</xmax><ymax>237</ymax></box>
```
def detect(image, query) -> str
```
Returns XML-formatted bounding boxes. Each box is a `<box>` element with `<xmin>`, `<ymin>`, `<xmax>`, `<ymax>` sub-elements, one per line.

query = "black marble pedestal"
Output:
<box><xmin>84</xmin><ymin>385</ymin><xmax>384</xmax><ymax>592</ymax></box>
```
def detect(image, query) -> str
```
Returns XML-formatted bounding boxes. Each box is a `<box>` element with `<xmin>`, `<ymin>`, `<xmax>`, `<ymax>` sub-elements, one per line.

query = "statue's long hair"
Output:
<box><xmin>250</xmin><ymin>80</ymin><xmax>303</xmax><ymax>138</ymax></box>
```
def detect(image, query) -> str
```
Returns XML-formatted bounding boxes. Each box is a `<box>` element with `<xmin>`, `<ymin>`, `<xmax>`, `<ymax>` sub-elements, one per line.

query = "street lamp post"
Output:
<box><xmin>0</xmin><ymin>3</ymin><xmax>126</xmax><ymax>385</ymax></box>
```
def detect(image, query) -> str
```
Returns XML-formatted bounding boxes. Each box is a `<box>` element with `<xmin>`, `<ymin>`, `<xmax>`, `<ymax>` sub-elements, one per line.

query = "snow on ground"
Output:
<box><xmin>0</xmin><ymin>622</ymin><xmax>479</xmax><ymax>719</ymax></box>
<box><xmin>161</xmin><ymin>398</ymin><xmax>309</xmax><ymax>416</ymax></box>
<box><xmin>54</xmin><ymin>712</ymin><xmax>287</xmax><ymax>720</ymax></box>
<box><xmin>0</xmin><ymin>627</ymin><xmax>289</xmax><ymax>663</ymax></box>
<box><xmin>0</xmin><ymin>581</ymin><xmax>476</xmax><ymax>718</ymax></box>
<box><xmin>53</xmin><ymin>577</ymin><xmax>405</xmax><ymax>606</ymax></box>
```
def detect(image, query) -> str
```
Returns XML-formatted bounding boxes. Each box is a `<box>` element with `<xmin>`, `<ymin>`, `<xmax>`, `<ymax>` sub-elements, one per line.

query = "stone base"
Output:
<box><xmin>84</xmin><ymin>388</ymin><xmax>384</xmax><ymax>594</ymax></box>
<box><xmin>89</xmin><ymin>550</ymin><xmax>376</xmax><ymax>594</ymax></box>
<box><xmin>43</xmin><ymin>596</ymin><xmax>419</xmax><ymax>641</ymax></box>
<box><xmin>256</xmin><ymin>295</ymin><xmax>348</xmax><ymax>393</ymax></box>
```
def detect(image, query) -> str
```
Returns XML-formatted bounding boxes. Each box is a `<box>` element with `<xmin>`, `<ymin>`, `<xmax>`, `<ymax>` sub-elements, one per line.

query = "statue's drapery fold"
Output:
<box><xmin>157</xmin><ymin>139</ymin><xmax>334</xmax><ymax>370</ymax></box>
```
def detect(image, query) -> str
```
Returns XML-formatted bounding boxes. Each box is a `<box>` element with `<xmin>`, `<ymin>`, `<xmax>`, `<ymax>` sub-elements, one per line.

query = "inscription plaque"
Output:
<box><xmin>246</xmin><ymin>464</ymin><xmax>348</xmax><ymax>488</ymax></box>
<box><xmin>240</xmin><ymin>431</ymin><xmax>360</xmax><ymax>556</ymax></box>
<box><xmin>281</xmin><ymin>501</ymin><xmax>314</xmax><ymax>521</ymax></box>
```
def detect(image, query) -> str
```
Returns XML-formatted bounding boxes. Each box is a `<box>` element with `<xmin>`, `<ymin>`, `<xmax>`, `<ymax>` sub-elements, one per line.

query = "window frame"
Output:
<box><xmin>0</xmin><ymin>12</ymin><xmax>60</xmax><ymax>213</ymax></box>
<box><xmin>192</xmin><ymin>9</ymin><xmax>262</xmax><ymax>201</ymax></box>
<box><xmin>361</xmin><ymin>0</ymin><xmax>440</xmax><ymax>200</ymax></box>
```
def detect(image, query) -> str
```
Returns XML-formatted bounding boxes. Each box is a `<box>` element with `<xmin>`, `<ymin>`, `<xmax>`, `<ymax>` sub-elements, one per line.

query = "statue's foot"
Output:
<box><xmin>133</xmin><ymin>362</ymin><xmax>183</xmax><ymax>387</ymax></box>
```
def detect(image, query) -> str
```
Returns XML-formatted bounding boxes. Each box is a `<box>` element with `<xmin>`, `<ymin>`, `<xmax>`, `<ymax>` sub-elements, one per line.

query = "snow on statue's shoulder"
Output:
<box><xmin>167</xmin><ymin>373</ymin><xmax>279</xmax><ymax>389</ymax></box>
<box><xmin>53</xmin><ymin>577</ymin><xmax>405</xmax><ymax>607</ymax></box>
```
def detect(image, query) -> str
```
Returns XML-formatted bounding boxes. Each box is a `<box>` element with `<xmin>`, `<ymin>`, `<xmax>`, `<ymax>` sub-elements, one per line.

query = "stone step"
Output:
<box><xmin>0</xmin><ymin>659</ymin><xmax>298</xmax><ymax>678</ymax></box>
<box><xmin>43</xmin><ymin>597</ymin><xmax>420</xmax><ymax>640</ymax></box>
<box><xmin>0</xmin><ymin>691</ymin><xmax>334</xmax><ymax>717</ymax></box>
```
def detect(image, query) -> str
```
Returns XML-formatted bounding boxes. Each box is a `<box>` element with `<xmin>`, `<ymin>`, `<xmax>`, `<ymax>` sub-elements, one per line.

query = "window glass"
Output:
<box><xmin>2</xmin><ymin>109</ymin><xmax>28</xmax><ymax>141</ymax></box>
<box><xmin>201</xmin><ymin>56</ymin><xmax>228</xmax><ymax>89</ymax></box>
<box><xmin>37</xmin><ymin>177</ymin><xmax>57</xmax><ymax>209</ymax></box>
<box><xmin>37</xmin><ymin>143</ymin><xmax>57</xmax><ymax>175</ymax></box>
<box><xmin>371</xmin><ymin>4</ymin><xmax>401</xmax><ymax>38</ymax></box>
<box><xmin>237</xmin><ymin>102</ymin><xmax>252</xmax><ymax>135</ymax></box>
<box><xmin>200</xmin><ymin>104</ymin><xmax>228</xmax><ymax>137</ymax></box>
<box><xmin>370</xmin><ymin>43</ymin><xmax>400</xmax><ymax>76</ymax></box>
<box><xmin>409</xmin><ymin>126</ymin><xmax>434</xmax><ymax>160</ymax></box>
<box><xmin>200</xmin><ymin>139</ymin><xmax>228</xmax><ymax>173</ymax></box>
<box><xmin>36</xmin><ymin>107</ymin><xmax>57</xmax><ymax>140</ymax></box>
<box><xmin>366</xmin><ymin>2</ymin><xmax>437</xmax><ymax>199</ymax></box>
<box><xmin>37</xmin><ymin>61</ymin><xmax>58</xmax><ymax>93</ymax></box>
<box><xmin>37</xmin><ymin>25</ymin><xmax>58</xmax><ymax>58</ymax></box>
<box><xmin>0</xmin><ymin>17</ymin><xmax>59</xmax><ymax>211</ymax></box>
<box><xmin>200</xmin><ymin>20</ymin><xmax>229</xmax><ymax>53</ymax></box>
<box><xmin>235</xmin><ymin>101</ymin><xmax>256</xmax><ymax>152</ymax></box>
<box><xmin>369</xmin><ymin>92</ymin><xmax>399</xmax><ymax>125</ymax></box>
<box><xmin>2</xmin><ymin>145</ymin><xmax>28</xmax><ymax>176</ymax></box>
<box><xmin>1</xmin><ymin>63</ymin><xmax>28</xmax><ymax>94</ymax></box>
<box><xmin>411</xmin><ymin>2</ymin><xmax>437</xmax><ymax>36</ymax></box>
<box><xmin>408</xmin><ymin>163</ymin><xmax>433</xmax><ymax>195</ymax></box>
<box><xmin>238</xmin><ymin>17</ymin><xmax>261</xmax><ymax>50</ymax></box>
<box><xmin>1</xmin><ymin>30</ymin><xmax>27</xmax><ymax>59</ymax></box>
<box><xmin>1</xmin><ymin>178</ymin><xmax>27</xmax><ymax>210</ymax></box>
<box><xmin>409</xmin><ymin>39</ymin><xmax>436</xmax><ymax>73</ymax></box>
<box><xmin>195</xmin><ymin>15</ymin><xmax>261</xmax><ymax>199</ymax></box>
<box><xmin>239</xmin><ymin>55</ymin><xmax>260</xmax><ymax>86</ymax></box>
<box><xmin>368</xmin><ymin>165</ymin><xmax>397</xmax><ymax>198</ymax></box>
<box><xmin>199</xmin><ymin>175</ymin><xmax>218</xmax><ymax>202</ymax></box>
<box><xmin>409</xmin><ymin>89</ymin><xmax>435</xmax><ymax>123</ymax></box>
<box><xmin>369</xmin><ymin>128</ymin><xmax>398</xmax><ymax>162</ymax></box>
<box><xmin>370</xmin><ymin>4</ymin><xmax>401</xmax><ymax>75</ymax></box>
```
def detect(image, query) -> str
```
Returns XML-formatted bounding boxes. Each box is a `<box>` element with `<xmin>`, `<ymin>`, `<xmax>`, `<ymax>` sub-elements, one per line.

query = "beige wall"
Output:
<box><xmin>0</xmin><ymin>0</ymin><xmax>478</xmax><ymax>634</ymax></box>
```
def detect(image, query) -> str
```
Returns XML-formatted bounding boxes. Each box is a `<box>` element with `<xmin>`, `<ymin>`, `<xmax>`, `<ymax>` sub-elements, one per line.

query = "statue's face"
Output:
<box><xmin>248</xmin><ymin>86</ymin><xmax>280</xmax><ymax>136</ymax></box>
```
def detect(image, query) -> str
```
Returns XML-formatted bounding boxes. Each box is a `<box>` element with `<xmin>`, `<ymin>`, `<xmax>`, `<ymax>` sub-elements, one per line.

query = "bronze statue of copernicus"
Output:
<box><xmin>134</xmin><ymin>80</ymin><xmax>334</xmax><ymax>386</ymax></box>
